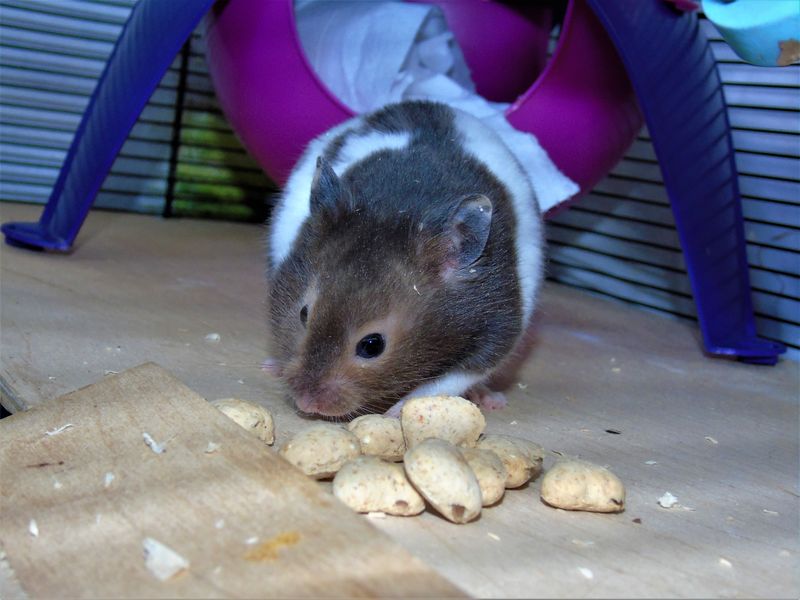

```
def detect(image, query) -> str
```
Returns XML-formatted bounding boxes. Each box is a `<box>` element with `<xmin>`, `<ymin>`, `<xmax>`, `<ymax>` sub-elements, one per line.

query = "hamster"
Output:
<box><xmin>265</xmin><ymin>101</ymin><xmax>543</xmax><ymax>418</ymax></box>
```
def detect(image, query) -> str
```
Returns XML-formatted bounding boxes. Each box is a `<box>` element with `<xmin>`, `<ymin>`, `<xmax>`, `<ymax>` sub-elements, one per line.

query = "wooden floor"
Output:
<box><xmin>1</xmin><ymin>202</ymin><xmax>798</xmax><ymax>598</ymax></box>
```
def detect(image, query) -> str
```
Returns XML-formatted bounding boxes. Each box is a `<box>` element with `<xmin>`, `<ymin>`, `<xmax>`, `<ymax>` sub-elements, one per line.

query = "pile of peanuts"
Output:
<box><xmin>212</xmin><ymin>396</ymin><xmax>625</xmax><ymax>524</ymax></box>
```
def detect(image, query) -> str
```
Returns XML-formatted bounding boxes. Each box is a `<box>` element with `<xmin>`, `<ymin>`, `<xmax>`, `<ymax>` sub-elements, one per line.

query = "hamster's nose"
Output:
<box><xmin>294</xmin><ymin>383</ymin><xmax>347</xmax><ymax>416</ymax></box>
<box><xmin>295</xmin><ymin>392</ymin><xmax>319</xmax><ymax>414</ymax></box>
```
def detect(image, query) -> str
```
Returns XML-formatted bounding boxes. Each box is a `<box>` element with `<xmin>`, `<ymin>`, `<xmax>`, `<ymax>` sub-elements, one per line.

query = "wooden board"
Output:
<box><xmin>0</xmin><ymin>363</ymin><xmax>464</xmax><ymax>598</ymax></box>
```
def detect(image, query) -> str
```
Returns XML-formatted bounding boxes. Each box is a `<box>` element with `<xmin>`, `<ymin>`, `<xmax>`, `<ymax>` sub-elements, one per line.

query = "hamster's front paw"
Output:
<box><xmin>383</xmin><ymin>399</ymin><xmax>405</xmax><ymax>418</ymax></box>
<box><xmin>261</xmin><ymin>358</ymin><xmax>283</xmax><ymax>377</ymax></box>
<box><xmin>466</xmin><ymin>384</ymin><xmax>507</xmax><ymax>411</ymax></box>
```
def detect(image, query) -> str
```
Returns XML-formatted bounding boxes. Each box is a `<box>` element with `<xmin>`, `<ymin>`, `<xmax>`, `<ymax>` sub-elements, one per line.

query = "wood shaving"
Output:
<box><xmin>45</xmin><ymin>423</ymin><xmax>75</xmax><ymax>436</ymax></box>
<box><xmin>718</xmin><ymin>558</ymin><xmax>733</xmax><ymax>568</ymax></box>
<box><xmin>704</xmin><ymin>436</ymin><xmax>719</xmax><ymax>445</ymax></box>
<box><xmin>205</xmin><ymin>333</ymin><xmax>221</xmax><ymax>342</ymax></box>
<box><xmin>578</xmin><ymin>567</ymin><xmax>594</xmax><ymax>580</ymax></box>
<box><xmin>142</xmin><ymin>537</ymin><xmax>189</xmax><ymax>581</ymax></box>
<box><xmin>245</xmin><ymin>536</ymin><xmax>259</xmax><ymax>545</ymax></box>
<box><xmin>644</xmin><ymin>460</ymin><xmax>658</xmax><ymax>465</ymax></box>
<box><xmin>142</xmin><ymin>432</ymin><xmax>166</xmax><ymax>454</ymax></box>
<box><xmin>205</xmin><ymin>442</ymin><xmax>221</xmax><ymax>454</ymax></box>
<box><xmin>763</xmin><ymin>509</ymin><xmax>779</xmax><ymax>516</ymax></box>
<box><xmin>104</xmin><ymin>472</ymin><xmax>115</xmax><ymax>488</ymax></box>
<box><xmin>487</xmin><ymin>532</ymin><xmax>501</xmax><ymax>541</ymax></box>
<box><xmin>412</xmin><ymin>284</ymin><xmax>421</xmax><ymax>295</ymax></box>
<box><xmin>516</xmin><ymin>382</ymin><xmax>528</xmax><ymax>390</ymax></box>
<box><xmin>104</xmin><ymin>370</ymin><xmax>119</xmax><ymax>376</ymax></box>
<box><xmin>571</xmin><ymin>539</ymin><xmax>595</xmax><ymax>547</ymax></box>
<box><xmin>657</xmin><ymin>492</ymin><xmax>679</xmax><ymax>508</ymax></box>
<box><xmin>28</xmin><ymin>519</ymin><xmax>38</xmax><ymax>537</ymax></box>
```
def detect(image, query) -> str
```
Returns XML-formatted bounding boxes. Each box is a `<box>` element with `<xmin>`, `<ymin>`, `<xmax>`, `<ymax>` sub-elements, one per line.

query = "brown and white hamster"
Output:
<box><xmin>266</xmin><ymin>101</ymin><xmax>543</xmax><ymax>418</ymax></box>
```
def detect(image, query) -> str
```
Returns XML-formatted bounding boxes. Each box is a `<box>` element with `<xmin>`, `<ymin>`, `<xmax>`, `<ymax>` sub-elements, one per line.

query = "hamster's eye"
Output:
<box><xmin>356</xmin><ymin>333</ymin><xmax>385</xmax><ymax>359</ymax></box>
<box><xmin>300</xmin><ymin>305</ymin><xmax>308</xmax><ymax>327</ymax></box>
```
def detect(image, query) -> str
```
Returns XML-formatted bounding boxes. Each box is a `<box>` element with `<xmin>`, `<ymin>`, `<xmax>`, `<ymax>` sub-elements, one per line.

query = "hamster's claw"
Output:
<box><xmin>466</xmin><ymin>384</ymin><xmax>508</xmax><ymax>411</ymax></box>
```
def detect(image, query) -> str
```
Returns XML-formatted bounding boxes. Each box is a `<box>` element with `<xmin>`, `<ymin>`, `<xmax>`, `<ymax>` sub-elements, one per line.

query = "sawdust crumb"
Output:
<box><xmin>487</xmin><ymin>532</ymin><xmax>501</xmax><ymax>541</ymax></box>
<box><xmin>718</xmin><ymin>557</ymin><xmax>733</xmax><ymax>569</ymax></box>
<box><xmin>658</xmin><ymin>492</ymin><xmax>679</xmax><ymax>509</ymax></box>
<box><xmin>45</xmin><ymin>423</ymin><xmax>75</xmax><ymax>436</ymax></box>
<box><xmin>205</xmin><ymin>333</ymin><xmax>221</xmax><ymax>343</ymax></box>
<box><xmin>205</xmin><ymin>442</ymin><xmax>221</xmax><ymax>454</ymax></box>
<box><xmin>142</xmin><ymin>537</ymin><xmax>189</xmax><ymax>581</ymax></box>
<box><xmin>104</xmin><ymin>472</ymin><xmax>115</xmax><ymax>488</ymax></box>
<box><xmin>578</xmin><ymin>567</ymin><xmax>594</xmax><ymax>580</ymax></box>
<box><xmin>28</xmin><ymin>519</ymin><xmax>38</xmax><ymax>537</ymax></box>
<box><xmin>142</xmin><ymin>432</ymin><xmax>166</xmax><ymax>454</ymax></box>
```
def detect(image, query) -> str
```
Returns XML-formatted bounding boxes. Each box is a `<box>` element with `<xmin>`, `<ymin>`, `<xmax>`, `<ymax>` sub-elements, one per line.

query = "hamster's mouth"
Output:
<box><xmin>291</xmin><ymin>394</ymin><xmax>395</xmax><ymax>422</ymax></box>
<box><xmin>293</xmin><ymin>390</ymin><xmax>350</xmax><ymax>417</ymax></box>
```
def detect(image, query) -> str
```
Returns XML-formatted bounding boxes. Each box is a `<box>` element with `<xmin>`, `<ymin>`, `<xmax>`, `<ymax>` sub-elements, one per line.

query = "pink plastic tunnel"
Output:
<box><xmin>204</xmin><ymin>0</ymin><xmax>642</xmax><ymax>215</ymax></box>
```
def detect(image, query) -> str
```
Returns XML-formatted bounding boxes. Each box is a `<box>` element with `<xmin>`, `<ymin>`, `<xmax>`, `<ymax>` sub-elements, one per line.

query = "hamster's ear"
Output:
<box><xmin>310</xmin><ymin>156</ymin><xmax>351</xmax><ymax>218</ymax></box>
<box><xmin>442</xmin><ymin>194</ymin><xmax>493</xmax><ymax>271</ymax></box>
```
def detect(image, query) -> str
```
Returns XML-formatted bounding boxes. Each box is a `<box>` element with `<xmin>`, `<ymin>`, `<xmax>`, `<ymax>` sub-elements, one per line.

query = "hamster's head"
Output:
<box><xmin>268</xmin><ymin>157</ymin><xmax>521</xmax><ymax>418</ymax></box>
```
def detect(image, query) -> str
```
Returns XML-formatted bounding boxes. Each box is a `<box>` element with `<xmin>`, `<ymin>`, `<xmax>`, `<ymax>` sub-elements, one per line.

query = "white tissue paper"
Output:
<box><xmin>294</xmin><ymin>0</ymin><xmax>579</xmax><ymax>213</ymax></box>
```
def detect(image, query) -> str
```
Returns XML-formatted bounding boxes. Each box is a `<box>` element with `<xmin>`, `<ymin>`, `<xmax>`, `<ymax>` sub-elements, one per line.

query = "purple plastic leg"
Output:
<box><xmin>586</xmin><ymin>0</ymin><xmax>785</xmax><ymax>364</ymax></box>
<box><xmin>1</xmin><ymin>0</ymin><xmax>215</xmax><ymax>251</ymax></box>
